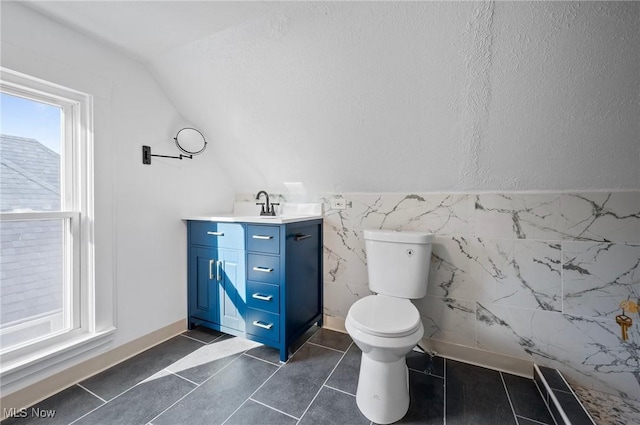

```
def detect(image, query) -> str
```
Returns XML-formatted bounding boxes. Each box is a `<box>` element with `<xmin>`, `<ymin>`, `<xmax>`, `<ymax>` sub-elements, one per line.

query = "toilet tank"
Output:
<box><xmin>364</xmin><ymin>229</ymin><xmax>434</xmax><ymax>299</ymax></box>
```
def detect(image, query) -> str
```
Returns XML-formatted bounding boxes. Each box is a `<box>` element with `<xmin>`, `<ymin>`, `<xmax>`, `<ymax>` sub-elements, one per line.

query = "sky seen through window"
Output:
<box><xmin>0</xmin><ymin>92</ymin><xmax>61</xmax><ymax>154</ymax></box>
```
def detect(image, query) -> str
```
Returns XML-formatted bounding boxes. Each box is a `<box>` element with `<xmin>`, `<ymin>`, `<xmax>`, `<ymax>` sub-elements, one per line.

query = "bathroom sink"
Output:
<box><xmin>184</xmin><ymin>202</ymin><xmax>323</xmax><ymax>224</ymax></box>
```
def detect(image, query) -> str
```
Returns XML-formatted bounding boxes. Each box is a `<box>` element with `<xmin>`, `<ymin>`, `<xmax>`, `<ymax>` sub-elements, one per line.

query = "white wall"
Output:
<box><xmin>151</xmin><ymin>1</ymin><xmax>639</xmax><ymax>195</ymax></box>
<box><xmin>0</xmin><ymin>2</ymin><xmax>234</xmax><ymax>354</ymax></box>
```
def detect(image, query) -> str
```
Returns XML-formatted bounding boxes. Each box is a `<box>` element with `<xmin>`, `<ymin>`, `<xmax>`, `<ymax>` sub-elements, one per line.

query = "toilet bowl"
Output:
<box><xmin>346</xmin><ymin>295</ymin><xmax>424</xmax><ymax>424</ymax></box>
<box><xmin>346</xmin><ymin>229</ymin><xmax>433</xmax><ymax>424</ymax></box>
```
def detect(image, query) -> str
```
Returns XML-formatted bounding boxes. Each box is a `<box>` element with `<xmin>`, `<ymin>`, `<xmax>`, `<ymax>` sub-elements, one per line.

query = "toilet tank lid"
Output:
<box><xmin>363</xmin><ymin>229</ymin><xmax>434</xmax><ymax>244</ymax></box>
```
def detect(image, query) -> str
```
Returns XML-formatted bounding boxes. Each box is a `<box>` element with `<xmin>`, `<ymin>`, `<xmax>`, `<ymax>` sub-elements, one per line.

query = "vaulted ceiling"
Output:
<box><xmin>25</xmin><ymin>1</ymin><xmax>297</xmax><ymax>64</ymax></box>
<box><xmin>20</xmin><ymin>1</ymin><xmax>640</xmax><ymax>194</ymax></box>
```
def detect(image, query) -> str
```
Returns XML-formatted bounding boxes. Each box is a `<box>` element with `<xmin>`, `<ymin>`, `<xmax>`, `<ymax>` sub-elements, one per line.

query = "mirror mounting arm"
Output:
<box><xmin>142</xmin><ymin>127</ymin><xmax>206</xmax><ymax>165</ymax></box>
<box><xmin>142</xmin><ymin>146</ymin><xmax>193</xmax><ymax>164</ymax></box>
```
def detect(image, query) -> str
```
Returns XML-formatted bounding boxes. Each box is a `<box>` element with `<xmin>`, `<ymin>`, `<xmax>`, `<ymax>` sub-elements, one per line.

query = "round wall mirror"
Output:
<box><xmin>174</xmin><ymin>128</ymin><xmax>207</xmax><ymax>156</ymax></box>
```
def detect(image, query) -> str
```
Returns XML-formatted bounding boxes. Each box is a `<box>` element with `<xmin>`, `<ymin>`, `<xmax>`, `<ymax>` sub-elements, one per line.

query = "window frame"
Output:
<box><xmin>0</xmin><ymin>68</ymin><xmax>110</xmax><ymax>388</ymax></box>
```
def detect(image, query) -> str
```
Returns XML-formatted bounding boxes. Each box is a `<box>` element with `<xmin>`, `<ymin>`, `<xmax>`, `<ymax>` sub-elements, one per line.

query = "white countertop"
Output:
<box><xmin>184</xmin><ymin>214</ymin><xmax>322</xmax><ymax>224</ymax></box>
<box><xmin>184</xmin><ymin>202</ymin><xmax>323</xmax><ymax>224</ymax></box>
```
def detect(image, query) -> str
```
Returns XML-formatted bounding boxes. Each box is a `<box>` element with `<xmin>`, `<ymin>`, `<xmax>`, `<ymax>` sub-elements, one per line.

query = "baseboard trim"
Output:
<box><xmin>0</xmin><ymin>320</ymin><xmax>186</xmax><ymax>418</ymax></box>
<box><xmin>417</xmin><ymin>339</ymin><xmax>534</xmax><ymax>378</ymax></box>
<box><xmin>323</xmin><ymin>315</ymin><xmax>346</xmax><ymax>333</ymax></box>
<box><xmin>321</xmin><ymin>315</ymin><xmax>533</xmax><ymax>378</ymax></box>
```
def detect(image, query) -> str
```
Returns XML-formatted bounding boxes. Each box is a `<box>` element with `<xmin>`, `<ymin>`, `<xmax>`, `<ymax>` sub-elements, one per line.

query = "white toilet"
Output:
<box><xmin>345</xmin><ymin>229</ymin><xmax>433</xmax><ymax>424</ymax></box>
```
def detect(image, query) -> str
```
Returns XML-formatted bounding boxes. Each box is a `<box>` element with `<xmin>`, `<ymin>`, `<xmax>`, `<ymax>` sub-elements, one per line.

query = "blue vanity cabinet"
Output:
<box><xmin>187</xmin><ymin>218</ymin><xmax>323</xmax><ymax>362</ymax></box>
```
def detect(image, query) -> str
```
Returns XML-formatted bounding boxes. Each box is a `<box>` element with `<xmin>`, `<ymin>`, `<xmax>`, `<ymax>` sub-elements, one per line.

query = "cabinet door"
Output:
<box><xmin>188</xmin><ymin>247</ymin><xmax>218</xmax><ymax>324</ymax></box>
<box><xmin>217</xmin><ymin>248</ymin><xmax>246</xmax><ymax>332</ymax></box>
<box><xmin>285</xmin><ymin>223</ymin><xmax>321</xmax><ymax>332</ymax></box>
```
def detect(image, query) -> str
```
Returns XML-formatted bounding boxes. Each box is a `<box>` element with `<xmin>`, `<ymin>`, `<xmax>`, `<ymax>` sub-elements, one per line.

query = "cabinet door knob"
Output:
<box><xmin>252</xmin><ymin>293</ymin><xmax>273</xmax><ymax>301</ymax></box>
<box><xmin>252</xmin><ymin>266</ymin><xmax>274</xmax><ymax>273</ymax></box>
<box><xmin>252</xmin><ymin>320</ymin><xmax>273</xmax><ymax>330</ymax></box>
<box><xmin>207</xmin><ymin>231</ymin><xmax>224</xmax><ymax>236</ymax></box>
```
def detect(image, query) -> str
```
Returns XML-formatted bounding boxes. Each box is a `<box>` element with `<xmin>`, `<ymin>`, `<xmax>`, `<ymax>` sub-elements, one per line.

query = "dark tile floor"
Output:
<box><xmin>2</xmin><ymin>326</ymin><xmax>555</xmax><ymax>425</ymax></box>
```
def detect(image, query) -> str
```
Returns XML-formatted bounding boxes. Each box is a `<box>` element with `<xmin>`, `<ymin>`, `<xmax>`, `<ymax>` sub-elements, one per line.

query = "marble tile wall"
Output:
<box><xmin>319</xmin><ymin>191</ymin><xmax>640</xmax><ymax>401</ymax></box>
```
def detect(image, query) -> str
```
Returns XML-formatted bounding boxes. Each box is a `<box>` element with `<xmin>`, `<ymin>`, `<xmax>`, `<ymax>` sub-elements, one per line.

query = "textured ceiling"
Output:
<box><xmin>18</xmin><ymin>1</ymin><xmax>640</xmax><ymax>193</ymax></box>
<box><xmin>24</xmin><ymin>1</ymin><xmax>293</xmax><ymax>64</ymax></box>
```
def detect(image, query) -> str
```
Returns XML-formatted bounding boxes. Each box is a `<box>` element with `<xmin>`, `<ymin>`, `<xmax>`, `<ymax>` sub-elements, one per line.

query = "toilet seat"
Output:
<box><xmin>347</xmin><ymin>295</ymin><xmax>421</xmax><ymax>338</ymax></box>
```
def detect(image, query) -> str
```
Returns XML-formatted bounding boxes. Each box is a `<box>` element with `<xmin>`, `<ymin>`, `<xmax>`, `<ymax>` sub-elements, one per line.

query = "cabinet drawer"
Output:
<box><xmin>189</xmin><ymin>222</ymin><xmax>244</xmax><ymax>249</ymax></box>
<box><xmin>246</xmin><ymin>308</ymin><xmax>280</xmax><ymax>343</ymax></box>
<box><xmin>247</xmin><ymin>254</ymin><xmax>280</xmax><ymax>285</ymax></box>
<box><xmin>247</xmin><ymin>281</ymin><xmax>280</xmax><ymax>314</ymax></box>
<box><xmin>247</xmin><ymin>225</ymin><xmax>280</xmax><ymax>254</ymax></box>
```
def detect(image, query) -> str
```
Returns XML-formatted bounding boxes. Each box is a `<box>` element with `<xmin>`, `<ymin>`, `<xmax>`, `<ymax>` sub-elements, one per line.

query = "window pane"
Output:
<box><xmin>0</xmin><ymin>92</ymin><xmax>62</xmax><ymax>212</ymax></box>
<box><xmin>0</xmin><ymin>220</ymin><xmax>69</xmax><ymax>350</ymax></box>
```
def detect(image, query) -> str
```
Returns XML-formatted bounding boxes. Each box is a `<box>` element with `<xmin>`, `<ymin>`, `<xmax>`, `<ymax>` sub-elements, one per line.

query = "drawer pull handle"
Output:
<box><xmin>294</xmin><ymin>234</ymin><xmax>312</xmax><ymax>241</ymax></box>
<box><xmin>252</xmin><ymin>235</ymin><xmax>273</xmax><ymax>240</ymax></box>
<box><xmin>252</xmin><ymin>266</ymin><xmax>274</xmax><ymax>273</ymax></box>
<box><xmin>252</xmin><ymin>320</ymin><xmax>273</xmax><ymax>330</ymax></box>
<box><xmin>209</xmin><ymin>259</ymin><xmax>216</xmax><ymax>280</ymax></box>
<box><xmin>252</xmin><ymin>293</ymin><xmax>273</xmax><ymax>301</ymax></box>
<box><xmin>207</xmin><ymin>231</ymin><xmax>224</xmax><ymax>236</ymax></box>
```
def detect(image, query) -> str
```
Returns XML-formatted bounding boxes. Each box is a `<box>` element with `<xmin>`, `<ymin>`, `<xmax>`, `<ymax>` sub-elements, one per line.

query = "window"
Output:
<box><xmin>0</xmin><ymin>68</ymin><xmax>94</xmax><ymax>364</ymax></box>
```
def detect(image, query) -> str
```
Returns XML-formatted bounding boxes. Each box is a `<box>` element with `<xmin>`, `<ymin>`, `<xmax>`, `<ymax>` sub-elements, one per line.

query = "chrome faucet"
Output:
<box><xmin>256</xmin><ymin>190</ymin><xmax>279</xmax><ymax>216</ymax></box>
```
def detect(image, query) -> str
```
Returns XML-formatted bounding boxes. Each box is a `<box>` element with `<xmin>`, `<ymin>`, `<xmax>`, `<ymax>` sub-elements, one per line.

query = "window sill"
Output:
<box><xmin>0</xmin><ymin>327</ymin><xmax>115</xmax><ymax>395</ymax></box>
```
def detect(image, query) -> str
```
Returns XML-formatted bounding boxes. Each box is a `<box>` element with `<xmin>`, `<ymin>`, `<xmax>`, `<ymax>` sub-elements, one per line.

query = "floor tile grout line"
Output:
<box><xmin>268</xmin><ymin>326</ymin><xmax>321</xmax><ymax>367</ymax></box>
<box><xmin>323</xmin><ymin>384</ymin><xmax>356</xmax><ymax>398</ymax></box>
<box><xmin>219</xmin><ymin>398</ymin><xmax>251</xmax><ymax>424</ymax></box>
<box><xmin>76</xmin><ymin>383</ymin><xmax>108</xmax><ymax>404</ymax></box>
<box><xmin>534</xmin><ymin>365</ymin><xmax>572</xmax><ymax>425</ymax></box>
<box><xmin>408</xmin><ymin>366</ymin><xmax>444</xmax><ymax>379</ymax></box>
<box><xmin>296</xmin><ymin>341</ymin><xmax>354</xmax><ymax>424</ymax></box>
<box><xmin>145</xmin><ymin>353</ymin><xmax>246</xmax><ymax>425</ymax></box>
<box><xmin>306</xmin><ymin>340</ymin><xmax>348</xmax><ymax>353</ymax></box>
<box><xmin>286</xmin><ymin>326</ymin><xmax>322</xmax><ymax>359</ymax></box>
<box><xmin>220</xmin><ymin>365</ymin><xmax>283</xmax><ymax>425</ymax></box>
<box><xmin>554</xmin><ymin>370</ymin><xmax>597</xmax><ymax>425</ymax></box>
<box><xmin>62</xmin><ymin>384</ymin><xmax>108</xmax><ymax>425</ymax></box>
<box><xmin>443</xmin><ymin>358</ymin><xmax>447</xmax><ymax>425</ymax></box>
<box><xmin>179</xmin><ymin>333</ymin><xmax>210</xmax><ymax>345</ymax></box>
<box><xmin>209</xmin><ymin>334</ymin><xmax>229</xmax><ymax>344</ymax></box>
<box><xmin>68</xmin><ymin>398</ymin><xmax>110</xmax><ymax>424</ymax></box>
<box><xmin>70</xmin><ymin>369</ymin><xmax>170</xmax><ymax>425</ymax></box>
<box><xmin>164</xmin><ymin>368</ymin><xmax>200</xmax><ymax>387</ymax></box>
<box><xmin>515</xmin><ymin>415</ymin><xmax>552</xmax><ymax>425</ymax></box>
<box><xmin>500</xmin><ymin>371</ymin><xmax>520</xmax><ymax>425</ymax></box>
<box><xmin>242</xmin><ymin>352</ymin><xmax>282</xmax><ymax>367</ymax></box>
<box><xmin>248</xmin><ymin>397</ymin><xmax>301</xmax><ymax>421</ymax></box>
